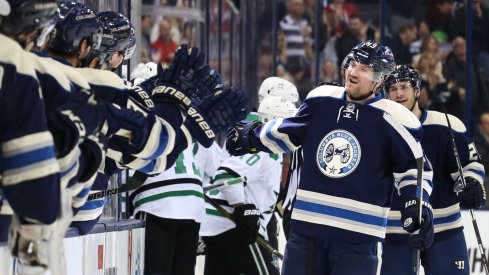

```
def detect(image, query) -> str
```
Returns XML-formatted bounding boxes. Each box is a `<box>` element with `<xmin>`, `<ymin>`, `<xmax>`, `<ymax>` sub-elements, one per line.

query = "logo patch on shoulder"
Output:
<box><xmin>316</xmin><ymin>130</ymin><xmax>361</xmax><ymax>178</ymax></box>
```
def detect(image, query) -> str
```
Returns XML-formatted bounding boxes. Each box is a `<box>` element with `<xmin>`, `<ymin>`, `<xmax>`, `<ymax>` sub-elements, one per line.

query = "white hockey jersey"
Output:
<box><xmin>129</xmin><ymin>142</ymin><xmax>222</xmax><ymax>223</ymax></box>
<box><xmin>200</xmin><ymin>151</ymin><xmax>282</xmax><ymax>240</ymax></box>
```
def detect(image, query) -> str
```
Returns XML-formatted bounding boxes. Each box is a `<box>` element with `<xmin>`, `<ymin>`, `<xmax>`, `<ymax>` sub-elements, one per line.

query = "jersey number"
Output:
<box><xmin>174</xmin><ymin>144</ymin><xmax>201</xmax><ymax>176</ymax></box>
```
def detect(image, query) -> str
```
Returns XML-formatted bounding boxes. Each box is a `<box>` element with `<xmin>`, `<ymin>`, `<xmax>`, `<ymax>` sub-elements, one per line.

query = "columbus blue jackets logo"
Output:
<box><xmin>317</xmin><ymin>130</ymin><xmax>361</xmax><ymax>178</ymax></box>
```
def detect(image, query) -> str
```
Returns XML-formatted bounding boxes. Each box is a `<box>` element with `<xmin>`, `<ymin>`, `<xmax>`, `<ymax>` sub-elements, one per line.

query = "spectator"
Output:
<box><xmin>151</xmin><ymin>18</ymin><xmax>178</xmax><ymax>63</ymax></box>
<box><xmin>415</xmin><ymin>51</ymin><xmax>447</xmax><ymax>109</ymax></box>
<box><xmin>426</xmin><ymin>0</ymin><xmax>455</xmax><ymax>40</ymax></box>
<box><xmin>140</xmin><ymin>15</ymin><xmax>153</xmax><ymax>63</ymax></box>
<box><xmin>280</xmin><ymin>0</ymin><xmax>313</xmax><ymax>63</ymax></box>
<box><xmin>451</xmin><ymin>0</ymin><xmax>489</xmax><ymax>55</ymax></box>
<box><xmin>279</xmin><ymin>0</ymin><xmax>313</xmax><ymax>100</ymax></box>
<box><xmin>387</xmin><ymin>23</ymin><xmax>417</xmax><ymax>64</ymax></box>
<box><xmin>441</xmin><ymin>36</ymin><xmax>481</xmax><ymax>120</ymax></box>
<box><xmin>412</xmin><ymin>34</ymin><xmax>449</xmax><ymax>66</ymax></box>
<box><xmin>389</xmin><ymin>1</ymin><xmax>418</xmax><ymax>34</ymax></box>
<box><xmin>324</xmin><ymin>0</ymin><xmax>359</xmax><ymax>37</ymax></box>
<box><xmin>474</xmin><ymin>111</ymin><xmax>489</xmax><ymax>207</ymax></box>
<box><xmin>410</xmin><ymin>21</ymin><xmax>431</xmax><ymax>55</ymax></box>
<box><xmin>320</xmin><ymin>59</ymin><xmax>338</xmax><ymax>83</ymax></box>
<box><xmin>335</xmin><ymin>14</ymin><xmax>375</xmax><ymax>68</ymax></box>
<box><xmin>179</xmin><ymin>22</ymin><xmax>195</xmax><ymax>46</ymax></box>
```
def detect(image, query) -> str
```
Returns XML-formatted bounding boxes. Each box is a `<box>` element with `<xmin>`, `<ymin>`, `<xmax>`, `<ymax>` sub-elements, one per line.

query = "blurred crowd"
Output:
<box><xmin>138</xmin><ymin>0</ymin><xmax>489</xmax><ymax>203</ymax></box>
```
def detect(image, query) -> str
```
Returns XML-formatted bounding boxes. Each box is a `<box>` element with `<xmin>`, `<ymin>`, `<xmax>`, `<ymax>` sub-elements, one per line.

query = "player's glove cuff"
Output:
<box><xmin>226</xmin><ymin>121</ymin><xmax>261</xmax><ymax>156</ymax></box>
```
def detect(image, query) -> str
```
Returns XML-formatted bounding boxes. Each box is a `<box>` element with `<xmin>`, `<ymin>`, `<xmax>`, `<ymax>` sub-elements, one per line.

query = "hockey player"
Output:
<box><xmin>226</xmin><ymin>40</ymin><xmax>434</xmax><ymax>275</ymax></box>
<box><xmin>129</xmin><ymin>142</ymin><xmax>222</xmax><ymax>275</ymax></box>
<box><xmin>96</xmin><ymin>11</ymin><xmax>136</xmax><ymax>71</ymax></box>
<box><xmin>382</xmin><ymin>65</ymin><xmax>486</xmax><ymax>275</ymax></box>
<box><xmin>0</xmin><ymin>1</ymin><xmax>73</xmax><ymax>274</ymax></box>
<box><xmin>200</xmin><ymin>92</ymin><xmax>298</xmax><ymax>275</ymax></box>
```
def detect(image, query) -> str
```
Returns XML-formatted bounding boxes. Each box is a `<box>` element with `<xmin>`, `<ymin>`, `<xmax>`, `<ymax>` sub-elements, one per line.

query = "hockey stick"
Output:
<box><xmin>440</xmin><ymin>104</ymin><xmax>489</xmax><ymax>275</ymax></box>
<box><xmin>203</xmin><ymin>194</ymin><xmax>284</xmax><ymax>260</ymax></box>
<box><xmin>87</xmin><ymin>171</ymin><xmax>148</xmax><ymax>201</ymax></box>
<box><xmin>414</xmin><ymin>157</ymin><xmax>423</xmax><ymax>275</ymax></box>
<box><xmin>203</xmin><ymin>176</ymin><xmax>247</xmax><ymax>193</ymax></box>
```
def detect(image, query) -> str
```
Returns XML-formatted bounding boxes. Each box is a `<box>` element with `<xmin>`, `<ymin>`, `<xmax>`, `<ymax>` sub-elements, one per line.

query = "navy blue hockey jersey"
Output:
<box><xmin>386</xmin><ymin>110</ymin><xmax>485</xmax><ymax>242</ymax></box>
<box><xmin>247</xmin><ymin>85</ymin><xmax>433</xmax><ymax>243</ymax></box>
<box><xmin>0</xmin><ymin>34</ymin><xmax>60</xmax><ymax>224</ymax></box>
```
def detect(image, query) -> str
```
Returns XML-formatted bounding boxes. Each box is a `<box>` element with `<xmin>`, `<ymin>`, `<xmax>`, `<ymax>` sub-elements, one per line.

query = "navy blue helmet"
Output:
<box><xmin>49</xmin><ymin>1</ymin><xmax>102</xmax><ymax>55</ymax></box>
<box><xmin>97</xmin><ymin>11</ymin><xmax>136</xmax><ymax>60</ymax></box>
<box><xmin>84</xmin><ymin>23</ymin><xmax>116</xmax><ymax>65</ymax></box>
<box><xmin>0</xmin><ymin>0</ymin><xmax>58</xmax><ymax>47</ymax></box>
<box><xmin>384</xmin><ymin>64</ymin><xmax>422</xmax><ymax>92</ymax></box>
<box><xmin>342</xmin><ymin>40</ymin><xmax>396</xmax><ymax>83</ymax></box>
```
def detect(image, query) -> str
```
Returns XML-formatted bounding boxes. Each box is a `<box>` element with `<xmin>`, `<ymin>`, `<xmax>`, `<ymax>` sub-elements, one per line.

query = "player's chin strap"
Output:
<box><xmin>440</xmin><ymin>103</ymin><xmax>489</xmax><ymax>275</ymax></box>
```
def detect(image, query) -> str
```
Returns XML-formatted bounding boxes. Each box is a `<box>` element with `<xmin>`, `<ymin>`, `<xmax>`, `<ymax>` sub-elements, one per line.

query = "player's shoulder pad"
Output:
<box><xmin>76</xmin><ymin>68</ymin><xmax>127</xmax><ymax>89</ymax></box>
<box><xmin>41</xmin><ymin>57</ymin><xmax>91</xmax><ymax>90</ymax></box>
<box><xmin>424</xmin><ymin>110</ymin><xmax>467</xmax><ymax>133</ymax></box>
<box><xmin>306</xmin><ymin>84</ymin><xmax>344</xmax><ymax>99</ymax></box>
<box><xmin>0</xmin><ymin>34</ymin><xmax>38</xmax><ymax>79</ymax></box>
<box><xmin>30</xmin><ymin>53</ymin><xmax>74</xmax><ymax>92</ymax></box>
<box><xmin>371</xmin><ymin>99</ymin><xmax>421</xmax><ymax>130</ymax></box>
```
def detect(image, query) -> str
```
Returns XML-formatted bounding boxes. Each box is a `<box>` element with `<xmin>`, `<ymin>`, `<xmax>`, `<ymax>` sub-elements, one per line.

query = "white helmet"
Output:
<box><xmin>0</xmin><ymin>0</ymin><xmax>10</xmax><ymax>16</ymax></box>
<box><xmin>130</xmin><ymin>62</ymin><xmax>158</xmax><ymax>85</ymax></box>
<box><xmin>258</xmin><ymin>77</ymin><xmax>299</xmax><ymax>103</ymax></box>
<box><xmin>258</xmin><ymin>96</ymin><xmax>298</xmax><ymax>121</ymax></box>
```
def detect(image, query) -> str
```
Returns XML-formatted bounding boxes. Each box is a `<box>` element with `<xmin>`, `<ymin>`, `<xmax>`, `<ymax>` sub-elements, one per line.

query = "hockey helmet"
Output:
<box><xmin>49</xmin><ymin>1</ymin><xmax>103</xmax><ymax>55</ymax></box>
<box><xmin>341</xmin><ymin>40</ymin><xmax>395</xmax><ymax>84</ymax></box>
<box><xmin>258</xmin><ymin>77</ymin><xmax>299</xmax><ymax>104</ymax></box>
<box><xmin>384</xmin><ymin>64</ymin><xmax>422</xmax><ymax>92</ymax></box>
<box><xmin>0</xmin><ymin>0</ymin><xmax>58</xmax><ymax>48</ymax></box>
<box><xmin>130</xmin><ymin>62</ymin><xmax>158</xmax><ymax>85</ymax></box>
<box><xmin>97</xmin><ymin>11</ymin><xmax>136</xmax><ymax>60</ymax></box>
<box><xmin>0</xmin><ymin>0</ymin><xmax>9</xmax><ymax>16</ymax></box>
<box><xmin>257</xmin><ymin>96</ymin><xmax>298</xmax><ymax>122</ymax></box>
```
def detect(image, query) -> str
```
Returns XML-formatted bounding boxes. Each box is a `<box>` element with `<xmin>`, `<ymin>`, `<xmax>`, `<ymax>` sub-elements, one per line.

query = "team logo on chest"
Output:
<box><xmin>316</xmin><ymin>130</ymin><xmax>361</xmax><ymax>178</ymax></box>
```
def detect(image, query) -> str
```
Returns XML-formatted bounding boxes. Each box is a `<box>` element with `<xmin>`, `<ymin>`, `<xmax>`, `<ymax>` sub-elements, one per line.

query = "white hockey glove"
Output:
<box><xmin>8</xmin><ymin>190</ymin><xmax>73</xmax><ymax>275</ymax></box>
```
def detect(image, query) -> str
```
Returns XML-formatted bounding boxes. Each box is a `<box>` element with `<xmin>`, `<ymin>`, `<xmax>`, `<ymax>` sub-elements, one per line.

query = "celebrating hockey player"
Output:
<box><xmin>226</xmin><ymin>40</ymin><xmax>434</xmax><ymax>275</ymax></box>
<box><xmin>382</xmin><ymin>64</ymin><xmax>486</xmax><ymax>275</ymax></box>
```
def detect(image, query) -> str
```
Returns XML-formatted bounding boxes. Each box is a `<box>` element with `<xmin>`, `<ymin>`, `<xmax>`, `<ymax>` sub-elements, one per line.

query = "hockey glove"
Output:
<box><xmin>408</xmin><ymin>212</ymin><xmax>434</xmax><ymax>250</ymax></box>
<box><xmin>456</xmin><ymin>176</ymin><xmax>487</xmax><ymax>209</ymax></box>
<box><xmin>226</xmin><ymin>121</ymin><xmax>261</xmax><ymax>156</ymax></box>
<box><xmin>50</xmin><ymin>89</ymin><xmax>105</xmax><ymax>157</ymax></box>
<box><xmin>102</xmin><ymin>104</ymin><xmax>151</xmax><ymax>155</ymax></box>
<box><xmin>151</xmin><ymin>45</ymin><xmax>208</xmax><ymax>110</ymax></box>
<box><xmin>400</xmin><ymin>200</ymin><xmax>434</xmax><ymax>250</ymax></box>
<box><xmin>183</xmin><ymin>87</ymin><xmax>252</xmax><ymax>147</ymax></box>
<box><xmin>233</xmin><ymin>203</ymin><xmax>260</xmax><ymax>244</ymax></box>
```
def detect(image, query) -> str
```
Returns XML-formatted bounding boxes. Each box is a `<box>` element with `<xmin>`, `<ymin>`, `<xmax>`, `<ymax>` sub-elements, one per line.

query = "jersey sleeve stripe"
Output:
<box><xmin>2</xmin><ymin>132</ymin><xmax>54</xmax><ymax>157</ymax></box>
<box><xmin>3</xmin><ymin>158</ymin><xmax>59</xmax><ymax>186</ymax></box>
<box><xmin>260</xmin><ymin>118</ymin><xmax>297</xmax><ymax>153</ymax></box>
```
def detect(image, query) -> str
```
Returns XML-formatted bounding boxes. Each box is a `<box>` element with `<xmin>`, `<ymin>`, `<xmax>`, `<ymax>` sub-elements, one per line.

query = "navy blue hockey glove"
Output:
<box><xmin>50</xmin><ymin>89</ymin><xmax>106</xmax><ymax>157</ymax></box>
<box><xmin>407</xmin><ymin>206</ymin><xmax>434</xmax><ymax>250</ymax></box>
<box><xmin>400</xmin><ymin>199</ymin><xmax>433</xmax><ymax>233</ymax></box>
<box><xmin>183</xmin><ymin>87</ymin><xmax>252</xmax><ymax>147</ymax></box>
<box><xmin>76</xmin><ymin>133</ymin><xmax>108</xmax><ymax>183</ymax></box>
<box><xmin>456</xmin><ymin>177</ymin><xmax>487</xmax><ymax>209</ymax></box>
<box><xmin>102</xmin><ymin>104</ymin><xmax>151</xmax><ymax>155</ymax></box>
<box><xmin>151</xmin><ymin>45</ymin><xmax>211</xmax><ymax>109</ymax></box>
<box><xmin>233</xmin><ymin>204</ymin><xmax>260</xmax><ymax>244</ymax></box>
<box><xmin>226</xmin><ymin>121</ymin><xmax>261</xmax><ymax>156</ymax></box>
